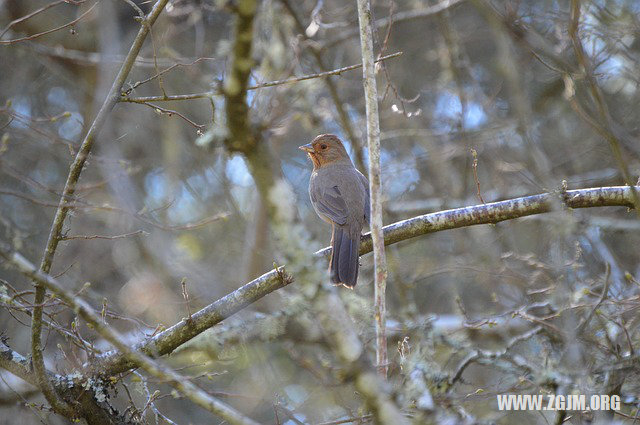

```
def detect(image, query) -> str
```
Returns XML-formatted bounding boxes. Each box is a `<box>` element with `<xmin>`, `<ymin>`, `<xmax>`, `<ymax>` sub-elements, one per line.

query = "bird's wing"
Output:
<box><xmin>359</xmin><ymin>172</ymin><xmax>370</xmax><ymax>225</ymax></box>
<box><xmin>310</xmin><ymin>184</ymin><xmax>348</xmax><ymax>226</ymax></box>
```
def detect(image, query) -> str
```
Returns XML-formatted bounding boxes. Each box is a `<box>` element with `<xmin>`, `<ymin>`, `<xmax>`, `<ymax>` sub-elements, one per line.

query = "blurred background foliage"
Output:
<box><xmin>1</xmin><ymin>0</ymin><xmax>640</xmax><ymax>423</ymax></box>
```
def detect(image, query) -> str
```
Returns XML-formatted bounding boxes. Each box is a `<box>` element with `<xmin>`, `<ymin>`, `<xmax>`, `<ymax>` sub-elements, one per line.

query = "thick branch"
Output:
<box><xmin>223</xmin><ymin>0</ymin><xmax>258</xmax><ymax>153</ymax></box>
<box><xmin>94</xmin><ymin>267</ymin><xmax>292</xmax><ymax>375</ymax></box>
<box><xmin>88</xmin><ymin>186</ymin><xmax>638</xmax><ymax>377</ymax></box>
<box><xmin>220</xmin><ymin>0</ymin><xmax>282</xmax><ymax>222</ymax></box>
<box><xmin>0</xmin><ymin>339</ymin><xmax>133</xmax><ymax>425</ymax></box>
<box><xmin>0</xmin><ymin>339</ymin><xmax>37</xmax><ymax>387</ymax></box>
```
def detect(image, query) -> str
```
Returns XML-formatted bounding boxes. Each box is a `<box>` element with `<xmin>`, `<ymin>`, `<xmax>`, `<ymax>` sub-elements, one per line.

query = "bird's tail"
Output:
<box><xmin>330</xmin><ymin>224</ymin><xmax>360</xmax><ymax>288</ymax></box>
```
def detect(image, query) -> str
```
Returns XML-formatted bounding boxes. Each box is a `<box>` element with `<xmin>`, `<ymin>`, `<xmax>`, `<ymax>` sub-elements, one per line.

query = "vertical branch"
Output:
<box><xmin>223</xmin><ymin>0</ymin><xmax>257</xmax><ymax>153</ymax></box>
<box><xmin>30</xmin><ymin>0</ymin><xmax>170</xmax><ymax>417</ymax></box>
<box><xmin>356</xmin><ymin>0</ymin><xmax>388</xmax><ymax>378</ymax></box>
<box><xmin>222</xmin><ymin>0</ymin><xmax>279</xmax><ymax>219</ymax></box>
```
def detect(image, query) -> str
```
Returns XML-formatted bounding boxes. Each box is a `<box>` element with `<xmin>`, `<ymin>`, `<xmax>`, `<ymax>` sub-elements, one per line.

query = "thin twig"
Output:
<box><xmin>0</xmin><ymin>0</ymin><xmax>72</xmax><ymax>38</ymax></box>
<box><xmin>323</xmin><ymin>0</ymin><xmax>467</xmax><ymax>48</ymax></box>
<box><xmin>58</xmin><ymin>229</ymin><xmax>148</xmax><ymax>241</ymax></box>
<box><xmin>251</xmin><ymin>52</ymin><xmax>402</xmax><ymax>89</ymax></box>
<box><xmin>123</xmin><ymin>58</ymin><xmax>208</xmax><ymax>94</ymax></box>
<box><xmin>0</xmin><ymin>2</ymin><xmax>98</xmax><ymax>45</ymax></box>
<box><xmin>575</xmin><ymin>263</ymin><xmax>611</xmax><ymax>335</ymax></box>
<box><xmin>181</xmin><ymin>278</ymin><xmax>192</xmax><ymax>322</ymax></box>
<box><xmin>450</xmin><ymin>326</ymin><xmax>543</xmax><ymax>385</ymax></box>
<box><xmin>29</xmin><ymin>0</ymin><xmax>171</xmax><ymax>418</ymax></box>
<box><xmin>470</xmin><ymin>148</ymin><xmax>485</xmax><ymax>204</ymax></box>
<box><xmin>142</xmin><ymin>102</ymin><xmax>206</xmax><ymax>131</ymax></box>
<box><xmin>120</xmin><ymin>52</ymin><xmax>402</xmax><ymax>103</ymax></box>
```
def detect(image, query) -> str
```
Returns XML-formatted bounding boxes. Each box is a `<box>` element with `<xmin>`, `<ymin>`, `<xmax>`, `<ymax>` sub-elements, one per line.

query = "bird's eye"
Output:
<box><xmin>320</xmin><ymin>144</ymin><xmax>327</xmax><ymax>150</ymax></box>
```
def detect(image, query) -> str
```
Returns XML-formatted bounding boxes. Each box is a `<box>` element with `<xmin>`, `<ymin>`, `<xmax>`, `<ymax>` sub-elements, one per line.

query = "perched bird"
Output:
<box><xmin>300</xmin><ymin>134</ymin><xmax>370</xmax><ymax>288</ymax></box>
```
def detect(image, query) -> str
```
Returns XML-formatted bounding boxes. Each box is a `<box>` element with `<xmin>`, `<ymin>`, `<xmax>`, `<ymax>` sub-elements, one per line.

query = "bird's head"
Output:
<box><xmin>299</xmin><ymin>134</ymin><xmax>350</xmax><ymax>169</ymax></box>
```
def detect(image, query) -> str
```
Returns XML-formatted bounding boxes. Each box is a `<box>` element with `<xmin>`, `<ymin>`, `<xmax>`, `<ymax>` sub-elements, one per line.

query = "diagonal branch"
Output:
<box><xmin>0</xmin><ymin>339</ymin><xmax>133</xmax><ymax>425</ymax></box>
<box><xmin>86</xmin><ymin>186</ymin><xmax>638</xmax><ymax>377</ymax></box>
<box><xmin>30</xmin><ymin>0</ymin><xmax>171</xmax><ymax>417</ymax></box>
<box><xmin>1</xmin><ymin>244</ymin><xmax>260</xmax><ymax>425</ymax></box>
<box><xmin>0</xmin><ymin>339</ymin><xmax>39</xmax><ymax>388</ymax></box>
<box><xmin>0</xmin><ymin>1</ymin><xmax>99</xmax><ymax>45</ymax></box>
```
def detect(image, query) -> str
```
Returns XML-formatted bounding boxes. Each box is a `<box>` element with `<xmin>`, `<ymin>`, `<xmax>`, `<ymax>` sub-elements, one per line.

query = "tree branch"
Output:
<box><xmin>0</xmin><ymin>339</ymin><xmax>38</xmax><ymax>388</ymax></box>
<box><xmin>1</xmin><ymin>185</ymin><xmax>633</xmax><ymax>421</ymax></box>
<box><xmin>469</xmin><ymin>0</ymin><xmax>639</xmax><ymax>214</ymax></box>
<box><xmin>222</xmin><ymin>0</ymin><xmax>258</xmax><ymax>154</ymax></box>
<box><xmin>119</xmin><ymin>52</ymin><xmax>402</xmax><ymax>103</ymax></box>
<box><xmin>356</xmin><ymin>0</ymin><xmax>388</xmax><ymax>378</ymax></box>
<box><xmin>94</xmin><ymin>266</ymin><xmax>293</xmax><ymax>375</ymax></box>
<box><xmin>87</xmin><ymin>186</ymin><xmax>638</xmax><ymax>377</ymax></box>
<box><xmin>31</xmin><ymin>0</ymin><xmax>170</xmax><ymax>418</ymax></box>
<box><xmin>0</xmin><ymin>338</ymin><xmax>133</xmax><ymax>425</ymax></box>
<box><xmin>0</xmin><ymin>1</ymin><xmax>98</xmax><ymax>45</ymax></box>
<box><xmin>1</xmin><ymin>245</ymin><xmax>261</xmax><ymax>425</ymax></box>
<box><xmin>323</xmin><ymin>0</ymin><xmax>467</xmax><ymax>49</ymax></box>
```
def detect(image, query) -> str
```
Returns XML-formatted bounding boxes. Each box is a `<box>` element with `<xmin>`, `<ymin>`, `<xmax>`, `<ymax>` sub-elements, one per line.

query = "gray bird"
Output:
<box><xmin>300</xmin><ymin>134</ymin><xmax>370</xmax><ymax>288</ymax></box>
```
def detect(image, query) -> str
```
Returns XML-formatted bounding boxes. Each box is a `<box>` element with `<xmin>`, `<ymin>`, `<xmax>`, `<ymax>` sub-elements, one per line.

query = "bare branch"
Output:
<box><xmin>120</xmin><ymin>52</ymin><xmax>401</xmax><ymax>103</ymax></box>
<box><xmin>30</xmin><ymin>0</ymin><xmax>171</xmax><ymax>417</ymax></box>
<box><xmin>0</xmin><ymin>339</ymin><xmax>39</xmax><ymax>387</ymax></box>
<box><xmin>0</xmin><ymin>244</ymin><xmax>261</xmax><ymax>425</ymax></box>
<box><xmin>450</xmin><ymin>326</ymin><xmax>544</xmax><ymax>386</ymax></box>
<box><xmin>323</xmin><ymin>0</ymin><xmax>467</xmax><ymax>49</ymax></box>
<box><xmin>356</xmin><ymin>0</ymin><xmax>389</xmax><ymax>379</ymax></box>
<box><xmin>91</xmin><ymin>186</ymin><xmax>638</xmax><ymax>377</ymax></box>
<box><xmin>58</xmin><ymin>230</ymin><xmax>148</xmax><ymax>241</ymax></box>
<box><xmin>0</xmin><ymin>339</ymin><xmax>133</xmax><ymax>425</ymax></box>
<box><xmin>0</xmin><ymin>0</ymin><xmax>69</xmax><ymax>39</ymax></box>
<box><xmin>0</xmin><ymin>2</ymin><xmax>98</xmax><ymax>45</ymax></box>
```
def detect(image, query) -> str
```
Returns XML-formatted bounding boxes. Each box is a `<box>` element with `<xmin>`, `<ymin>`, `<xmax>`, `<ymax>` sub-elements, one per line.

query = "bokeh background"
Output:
<box><xmin>1</xmin><ymin>0</ymin><xmax>640</xmax><ymax>423</ymax></box>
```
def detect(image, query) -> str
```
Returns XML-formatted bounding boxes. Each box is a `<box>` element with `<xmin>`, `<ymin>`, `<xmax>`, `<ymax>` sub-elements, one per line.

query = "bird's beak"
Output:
<box><xmin>299</xmin><ymin>143</ymin><xmax>314</xmax><ymax>153</ymax></box>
